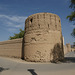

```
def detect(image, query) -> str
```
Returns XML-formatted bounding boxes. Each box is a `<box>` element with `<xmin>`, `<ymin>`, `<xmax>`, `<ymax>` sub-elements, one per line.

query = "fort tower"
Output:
<box><xmin>24</xmin><ymin>13</ymin><xmax>64</xmax><ymax>62</ymax></box>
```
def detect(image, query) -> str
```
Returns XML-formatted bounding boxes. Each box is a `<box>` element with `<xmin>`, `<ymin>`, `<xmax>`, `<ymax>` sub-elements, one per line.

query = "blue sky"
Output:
<box><xmin>0</xmin><ymin>0</ymin><xmax>75</xmax><ymax>45</ymax></box>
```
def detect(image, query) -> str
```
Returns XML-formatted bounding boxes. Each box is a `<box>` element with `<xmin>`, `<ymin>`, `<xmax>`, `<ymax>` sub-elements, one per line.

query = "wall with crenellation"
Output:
<box><xmin>24</xmin><ymin>13</ymin><xmax>64</xmax><ymax>62</ymax></box>
<box><xmin>0</xmin><ymin>12</ymin><xmax>64</xmax><ymax>62</ymax></box>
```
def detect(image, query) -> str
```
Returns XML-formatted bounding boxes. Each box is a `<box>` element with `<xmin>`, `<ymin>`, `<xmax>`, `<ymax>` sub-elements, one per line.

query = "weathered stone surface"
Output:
<box><xmin>0</xmin><ymin>38</ymin><xmax>23</xmax><ymax>58</ymax></box>
<box><xmin>0</xmin><ymin>12</ymin><xmax>64</xmax><ymax>62</ymax></box>
<box><xmin>64</xmin><ymin>43</ymin><xmax>73</xmax><ymax>54</ymax></box>
<box><xmin>24</xmin><ymin>12</ymin><xmax>64</xmax><ymax>62</ymax></box>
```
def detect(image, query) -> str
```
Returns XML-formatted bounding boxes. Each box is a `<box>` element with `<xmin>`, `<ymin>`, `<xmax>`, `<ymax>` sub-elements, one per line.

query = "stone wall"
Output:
<box><xmin>64</xmin><ymin>45</ymin><xmax>68</xmax><ymax>54</ymax></box>
<box><xmin>0</xmin><ymin>12</ymin><xmax>64</xmax><ymax>62</ymax></box>
<box><xmin>64</xmin><ymin>43</ymin><xmax>71</xmax><ymax>54</ymax></box>
<box><xmin>0</xmin><ymin>38</ymin><xmax>23</xmax><ymax>58</ymax></box>
<box><xmin>66</xmin><ymin>43</ymin><xmax>71</xmax><ymax>52</ymax></box>
<box><xmin>71</xmin><ymin>45</ymin><xmax>75</xmax><ymax>52</ymax></box>
<box><xmin>24</xmin><ymin>13</ymin><xmax>64</xmax><ymax>62</ymax></box>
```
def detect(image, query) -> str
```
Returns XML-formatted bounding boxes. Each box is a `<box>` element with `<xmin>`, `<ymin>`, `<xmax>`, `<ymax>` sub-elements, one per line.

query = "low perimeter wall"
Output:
<box><xmin>64</xmin><ymin>43</ymin><xmax>71</xmax><ymax>54</ymax></box>
<box><xmin>0</xmin><ymin>38</ymin><xmax>23</xmax><ymax>58</ymax></box>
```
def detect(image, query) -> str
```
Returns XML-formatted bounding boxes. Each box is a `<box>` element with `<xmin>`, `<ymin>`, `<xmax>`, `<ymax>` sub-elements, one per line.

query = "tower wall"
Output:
<box><xmin>24</xmin><ymin>13</ymin><xmax>64</xmax><ymax>62</ymax></box>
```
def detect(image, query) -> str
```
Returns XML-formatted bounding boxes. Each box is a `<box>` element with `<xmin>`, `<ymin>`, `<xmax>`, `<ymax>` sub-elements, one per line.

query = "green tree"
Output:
<box><xmin>67</xmin><ymin>0</ymin><xmax>75</xmax><ymax>38</ymax></box>
<box><xmin>71</xmin><ymin>28</ymin><xmax>75</xmax><ymax>38</ymax></box>
<box><xmin>9</xmin><ymin>29</ymin><xmax>25</xmax><ymax>40</ymax></box>
<box><xmin>73</xmin><ymin>42</ymin><xmax>75</xmax><ymax>45</ymax></box>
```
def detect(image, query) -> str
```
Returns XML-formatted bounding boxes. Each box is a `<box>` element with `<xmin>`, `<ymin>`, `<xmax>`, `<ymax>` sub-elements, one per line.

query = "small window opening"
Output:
<box><xmin>59</xmin><ymin>20</ymin><xmax>60</xmax><ymax>23</ymax></box>
<box><xmin>48</xmin><ymin>24</ymin><xmax>49</xmax><ymax>28</ymax></box>
<box><xmin>55</xmin><ymin>25</ymin><xmax>57</xmax><ymax>30</ymax></box>
<box><xmin>30</xmin><ymin>18</ymin><xmax>33</xmax><ymax>23</ymax></box>
<box><xmin>29</xmin><ymin>18</ymin><xmax>33</xmax><ymax>25</ymax></box>
<box><xmin>38</xmin><ymin>24</ymin><xmax>40</xmax><ymax>28</ymax></box>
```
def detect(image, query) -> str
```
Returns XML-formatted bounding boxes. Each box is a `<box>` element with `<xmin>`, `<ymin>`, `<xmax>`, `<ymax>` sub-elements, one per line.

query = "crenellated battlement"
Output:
<box><xmin>25</xmin><ymin>13</ymin><xmax>61</xmax><ymax>33</ymax></box>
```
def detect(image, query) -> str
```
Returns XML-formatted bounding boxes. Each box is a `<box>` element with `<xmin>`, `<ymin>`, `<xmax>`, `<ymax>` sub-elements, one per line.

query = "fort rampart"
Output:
<box><xmin>0</xmin><ymin>13</ymin><xmax>64</xmax><ymax>62</ymax></box>
<box><xmin>0</xmin><ymin>38</ymin><xmax>23</xmax><ymax>58</ymax></box>
<box><xmin>24</xmin><ymin>13</ymin><xmax>64</xmax><ymax>62</ymax></box>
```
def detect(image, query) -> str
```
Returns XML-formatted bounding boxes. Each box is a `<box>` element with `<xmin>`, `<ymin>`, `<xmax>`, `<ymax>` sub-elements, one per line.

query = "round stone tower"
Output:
<box><xmin>24</xmin><ymin>12</ymin><xmax>64</xmax><ymax>62</ymax></box>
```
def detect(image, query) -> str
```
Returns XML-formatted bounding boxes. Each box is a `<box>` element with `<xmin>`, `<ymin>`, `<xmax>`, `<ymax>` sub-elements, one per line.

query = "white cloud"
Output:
<box><xmin>0</xmin><ymin>14</ymin><xmax>27</xmax><ymax>22</ymax></box>
<box><xmin>6</xmin><ymin>22</ymin><xmax>24</xmax><ymax>28</ymax></box>
<box><xmin>8</xmin><ymin>28</ymin><xmax>17</xmax><ymax>32</ymax></box>
<box><xmin>0</xmin><ymin>15</ymin><xmax>26</xmax><ymax>22</ymax></box>
<box><xmin>0</xmin><ymin>14</ymin><xmax>27</xmax><ymax>32</ymax></box>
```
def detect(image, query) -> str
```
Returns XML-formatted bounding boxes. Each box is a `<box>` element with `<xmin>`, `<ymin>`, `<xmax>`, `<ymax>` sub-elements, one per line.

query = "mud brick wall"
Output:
<box><xmin>24</xmin><ymin>13</ymin><xmax>64</xmax><ymax>62</ymax></box>
<box><xmin>64</xmin><ymin>45</ymin><xmax>68</xmax><ymax>54</ymax></box>
<box><xmin>64</xmin><ymin>43</ymin><xmax>71</xmax><ymax>54</ymax></box>
<box><xmin>71</xmin><ymin>48</ymin><xmax>75</xmax><ymax>52</ymax></box>
<box><xmin>0</xmin><ymin>12</ymin><xmax>64</xmax><ymax>62</ymax></box>
<box><xmin>66</xmin><ymin>43</ymin><xmax>71</xmax><ymax>52</ymax></box>
<box><xmin>0</xmin><ymin>38</ymin><xmax>23</xmax><ymax>58</ymax></box>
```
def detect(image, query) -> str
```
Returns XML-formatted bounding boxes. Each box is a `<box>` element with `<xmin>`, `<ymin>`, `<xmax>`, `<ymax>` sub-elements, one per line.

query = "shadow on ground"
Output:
<box><xmin>28</xmin><ymin>69</ymin><xmax>38</xmax><ymax>75</ymax></box>
<box><xmin>64</xmin><ymin>57</ymin><xmax>75</xmax><ymax>63</ymax></box>
<box><xmin>0</xmin><ymin>67</ymin><xmax>9</xmax><ymax>72</ymax></box>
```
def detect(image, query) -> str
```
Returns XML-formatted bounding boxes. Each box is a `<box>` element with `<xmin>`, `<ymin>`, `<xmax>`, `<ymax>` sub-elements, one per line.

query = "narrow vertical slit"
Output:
<box><xmin>38</xmin><ymin>24</ymin><xmax>40</xmax><ymax>28</ymax></box>
<box><xmin>48</xmin><ymin>24</ymin><xmax>49</xmax><ymax>28</ymax></box>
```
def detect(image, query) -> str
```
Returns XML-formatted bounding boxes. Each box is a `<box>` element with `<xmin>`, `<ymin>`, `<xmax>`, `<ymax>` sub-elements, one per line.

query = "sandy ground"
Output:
<box><xmin>0</xmin><ymin>52</ymin><xmax>75</xmax><ymax>75</ymax></box>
